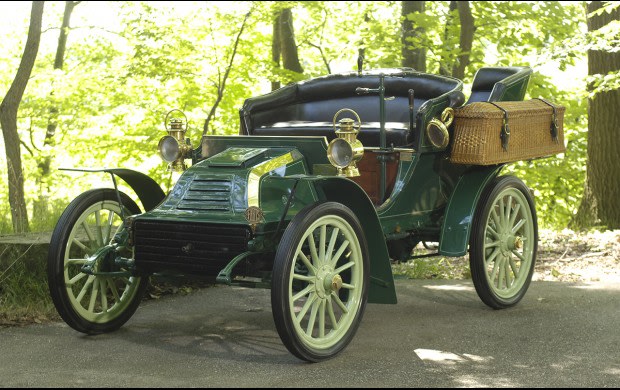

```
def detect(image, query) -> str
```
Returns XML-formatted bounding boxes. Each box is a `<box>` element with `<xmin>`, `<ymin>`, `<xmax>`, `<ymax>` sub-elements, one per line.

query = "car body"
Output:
<box><xmin>48</xmin><ymin>65</ymin><xmax>540</xmax><ymax>362</ymax></box>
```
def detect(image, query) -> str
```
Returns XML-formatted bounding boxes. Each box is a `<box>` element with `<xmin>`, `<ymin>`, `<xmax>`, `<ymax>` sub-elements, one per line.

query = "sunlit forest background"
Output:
<box><xmin>1</xmin><ymin>1</ymin><xmax>619</xmax><ymax>234</ymax></box>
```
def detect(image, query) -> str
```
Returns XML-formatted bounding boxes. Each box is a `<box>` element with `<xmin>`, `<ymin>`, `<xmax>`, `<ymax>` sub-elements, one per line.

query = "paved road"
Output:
<box><xmin>1</xmin><ymin>279</ymin><xmax>619</xmax><ymax>388</ymax></box>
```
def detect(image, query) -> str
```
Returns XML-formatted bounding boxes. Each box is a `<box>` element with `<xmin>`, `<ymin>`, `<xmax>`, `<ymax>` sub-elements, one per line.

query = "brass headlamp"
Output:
<box><xmin>158</xmin><ymin>109</ymin><xmax>192</xmax><ymax>171</ymax></box>
<box><xmin>327</xmin><ymin>108</ymin><xmax>364</xmax><ymax>177</ymax></box>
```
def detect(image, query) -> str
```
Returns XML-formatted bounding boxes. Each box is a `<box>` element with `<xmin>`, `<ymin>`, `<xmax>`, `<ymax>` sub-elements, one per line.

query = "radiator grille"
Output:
<box><xmin>177</xmin><ymin>177</ymin><xmax>232</xmax><ymax>212</ymax></box>
<box><xmin>133</xmin><ymin>220</ymin><xmax>250</xmax><ymax>274</ymax></box>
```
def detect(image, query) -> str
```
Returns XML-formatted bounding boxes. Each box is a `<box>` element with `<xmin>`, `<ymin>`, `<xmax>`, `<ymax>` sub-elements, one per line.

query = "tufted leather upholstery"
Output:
<box><xmin>466</xmin><ymin>66</ymin><xmax>532</xmax><ymax>104</ymax></box>
<box><xmin>239</xmin><ymin>69</ymin><xmax>462</xmax><ymax>147</ymax></box>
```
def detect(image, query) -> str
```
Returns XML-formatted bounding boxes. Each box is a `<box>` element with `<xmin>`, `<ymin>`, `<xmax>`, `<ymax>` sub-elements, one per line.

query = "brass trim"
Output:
<box><xmin>247</xmin><ymin>152</ymin><xmax>296</xmax><ymax>208</ymax></box>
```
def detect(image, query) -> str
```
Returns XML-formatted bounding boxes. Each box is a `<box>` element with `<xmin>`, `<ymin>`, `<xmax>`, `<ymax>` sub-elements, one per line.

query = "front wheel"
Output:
<box><xmin>47</xmin><ymin>189</ymin><xmax>148</xmax><ymax>334</ymax></box>
<box><xmin>271</xmin><ymin>202</ymin><xmax>369</xmax><ymax>362</ymax></box>
<box><xmin>469</xmin><ymin>176</ymin><xmax>538</xmax><ymax>309</ymax></box>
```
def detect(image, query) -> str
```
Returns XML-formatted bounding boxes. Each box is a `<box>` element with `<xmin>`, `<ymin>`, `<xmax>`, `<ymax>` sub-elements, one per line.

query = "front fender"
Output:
<box><xmin>281</xmin><ymin>175</ymin><xmax>397</xmax><ymax>305</ymax></box>
<box><xmin>438</xmin><ymin>165</ymin><xmax>503</xmax><ymax>256</ymax></box>
<box><xmin>61</xmin><ymin>168</ymin><xmax>166</xmax><ymax>212</ymax></box>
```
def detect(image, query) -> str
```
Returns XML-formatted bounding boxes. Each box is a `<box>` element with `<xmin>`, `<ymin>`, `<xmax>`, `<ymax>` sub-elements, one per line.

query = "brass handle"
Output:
<box><xmin>332</xmin><ymin>108</ymin><xmax>361</xmax><ymax>132</ymax></box>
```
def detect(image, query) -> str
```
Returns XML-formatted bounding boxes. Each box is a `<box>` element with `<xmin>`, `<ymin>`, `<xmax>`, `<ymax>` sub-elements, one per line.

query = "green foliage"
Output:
<box><xmin>0</xmin><ymin>1</ymin><xmax>597</xmax><ymax>232</ymax></box>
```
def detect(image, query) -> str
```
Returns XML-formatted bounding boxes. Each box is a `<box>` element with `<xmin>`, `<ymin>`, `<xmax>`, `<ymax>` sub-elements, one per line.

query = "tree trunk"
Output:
<box><xmin>0</xmin><ymin>1</ymin><xmax>44</xmax><ymax>233</ymax></box>
<box><xmin>439</xmin><ymin>1</ymin><xmax>457</xmax><ymax>76</ymax></box>
<box><xmin>452</xmin><ymin>1</ymin><xmax>475</xmax><ymax>80</ymax></box>
<box><xmin>35</xmin><ymin>1</ymin><xmax>77</xmax><ymax>218</ymax></box>
<box><xmin>573</xmin><ymin>1</ymin><xmax>620</xmax><ymax>229</ymax></box>
<box><xmin>271</xmin><ymin>11</ymin><xmax>281</xmax><ymax>91</ymax></box>
<box><xmin>401</xmin><ymin>1</ymin><xmax>426</xmax><ymax>71</ymax></box>
<box><xmin>278</xmin><ymin>8</ymin><xmax>303</xmax><ymax>75</ymax></box>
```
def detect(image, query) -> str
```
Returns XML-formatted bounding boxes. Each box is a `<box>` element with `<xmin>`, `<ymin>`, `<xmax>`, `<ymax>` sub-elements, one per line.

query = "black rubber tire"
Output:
<box><xmin>271</xmin><ymin>202</ymin><xmax>369</xmax><ymax>362</ymax></box>
<box><xmin>469</xmin><ymin>176</ymin><xmax>538</xmax><ymax>309</ymax></box>
<box><xmin>47</xmin><ymin>189</ymin><xmax>148</xmax><ymax>334</ymax></box>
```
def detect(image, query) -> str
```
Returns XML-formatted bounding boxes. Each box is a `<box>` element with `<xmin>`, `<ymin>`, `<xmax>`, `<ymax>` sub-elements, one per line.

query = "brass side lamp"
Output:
<box><xmin>158</xmin><ymin>109</ymin><xmax>192</xmax><ymax>171</ymax></box>
<box><xmin>327</xmin><ymin>108</ymin><xmax>364</xmax><ymax>177</ymax></box>
<box><xmin>426</xmin><ymin>107</ymin><xmax>454</xmax><ymax>149</ymax></box>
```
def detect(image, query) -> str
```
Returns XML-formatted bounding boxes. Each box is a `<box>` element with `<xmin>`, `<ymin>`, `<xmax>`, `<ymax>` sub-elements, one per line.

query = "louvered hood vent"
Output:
<box><xmin>176</xmin><ymin>175</ymin><xmax>233</xmax><ymax>212</ymax></box>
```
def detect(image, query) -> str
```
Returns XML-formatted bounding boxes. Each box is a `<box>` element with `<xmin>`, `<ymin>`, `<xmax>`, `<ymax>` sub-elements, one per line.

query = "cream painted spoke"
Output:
<box><xmin>65</xmin><ymin>258</ymin><xmax>87</xmax><ymax>267</ymax></box>
<box><xmin>292</xmin><ymin>273</ymin><xmax>315</xmax><ymax>282</ymax></box>
<box><xmin>296</xmin><ymin>294</ymin><xmax>318</xmax><ymax>323</ymax></box>
<box><xmin>330</xmin><ymin>240</ymin><xmax>350</xmax><ymax>268</ymax></box>
<box><xmin>327</xmin><ymin>297</ymin><xmax>339</xmax><ymax>330</ymax></box>
<box><xmin>94</xmin><ymin>210</ymin><xmax>104</xmax><ymax>246</ymax></box>
<box><xmin>331</xmin><ymin>291</ymin><xmax>349</xmax><ymax>314</ymax></box>
<box><xmin>486</xmin><ymin>225</ymin><xmax>500</xmax><ymax>240</ymax></box>
<box><xmin>72</xmin><ymin>238</ymin><xmax>89</xmax><ymax>252</ymax></box>
<box><xmin>512</xmin><ymin>219</ymin><xmax>526</xmax><ymax>234</ymax></box>
<box><xmin>504</xmin><ymin>260</ymin><xmax>512</xmax><ymax>288</ymax></box>
<box><xmin>88</xmin><ymin>278</ymin><xmax>100</xmax><ymax>312</ymax></box>
<box><xmin>104</xmin><ymin>211</ymin><xmax>115</xmax><ymax>244</ymax></box>
<box><xmin>81</xmin><ymin>221</ymin><xmax>96</xmax><ymax>244</ymax></box>
<box><xmin>67</xmin><ymin>272</ymin><xmax>87</xmax><ymax>286</ymax></box>
<box><xmin>292</xmin><ymin>284</ymin><xmax>315</xmax><ymax>303</ymax></box>
<box><xmin>319</xmin><ymin>225</ymin><xmax>326</xmax><ymax>263</ymax></box>
<box><xmin>76</xmin><ymin>275</ymin><xmax>95</xmax><ymax>303</ymax></box>
<box><xmin>484</xmin><ymin>240</ymin><xmax>500</xmax><ymax>249</ymax></box>
<box><xmin>512</xmin><ymin>249</ymin><xmax>526</xmax><ymax>262</ymax></box>
<box><xmin>497</xmin><ymin>258</ymin><xmax>506</xmax><ymax>289</ymax></box>
<box><xmin>325</xmin><ymin>227</ymin><xmax>340</xmax><ymax>265</ymax></box>
<box><xmin>490</xmin><ymin>257</ymin><xmax>500</xmax><ymax>281</ymax></box>
<box><xmin>108</xmin><ymin>278</ymin><xmax>120</xmax><ymax>301</ymax></box>
<box><xmin>509</xmin><ymin>203</ymin><xmax>521</xmax><ymax>227</ymax></box>
<box><xmin>505</xmin><ymin>195</ymin><xmax>513</xmax><ymax>225</ymax></box>
<box><xmin>298</xmin><ymin>251</ymin><xmax>316</xmax><ymax>275</ymax></box>
<box><xmin>485</xmin><ymin>247</ymin><xmax>501</xmax><ymax>266</ymax></box>
<box><xmin>306</xmin><ymin>299</ymin><xmax>320</xmax><ymax>336</ymax></box>
<box><xmin>334</xmin><ymin>261</ymin><xmax>354</xmax><ymax>275</ymax></box>
<box><xmin>509</xmin><ymin>257</ymin><xmax>519</xmax><ymax>276</ymax></box>
<box><xmin>490</xmin><ymin>208</ymin><xmax>502</xmax><ymax>230</ymax></box>
<box><xmin>498</xmin><ymin>198</ymin><xmax>506</xmax><ymax>228</ymax></box>
<box><xmin>342</xmin><ymin>282</ymin><xmax>355</xmax><ymax>290</ymax></box>
<box><xmin>308</xmin><ymin>234</ymin><xmax>320</xmax><ymax>266</ymax></box>
<box><xmin>318</xmin><ymin>300</ymin><xmax>326</xmax><ymax>338</ymax></box>
<box><xmin>100</xmin><ymin>279</ymin><xmax>108</xmax><ymax>312</ymax></box>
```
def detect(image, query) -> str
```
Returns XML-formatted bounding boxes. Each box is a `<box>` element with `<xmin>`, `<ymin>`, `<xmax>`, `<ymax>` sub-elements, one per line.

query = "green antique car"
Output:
<box><xmin>47</xmin><ymin>64</ymin><xmax>541</xmax><ymax>362</ymax></box>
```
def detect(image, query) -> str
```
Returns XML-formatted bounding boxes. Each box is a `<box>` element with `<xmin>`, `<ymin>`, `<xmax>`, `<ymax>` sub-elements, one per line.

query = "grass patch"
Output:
<box><xmin>391</xmin><ymin>246</ymin><xmax>471</xmax><ymax>280</ymax></box>
<box><xmin>0</xmin><ymin>244</ymin><xmax>58</xmax><ymax>326</ymax></box>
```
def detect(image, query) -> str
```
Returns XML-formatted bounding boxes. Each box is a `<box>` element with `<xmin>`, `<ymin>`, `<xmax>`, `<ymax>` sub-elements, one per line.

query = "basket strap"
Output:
<box><xmin>534</xmin><ymin>98</ymin><xmax>559</xmax><ymax>143</ymax></box>
<box><xmin>486</xmin><ymin>102</ymin><xmax>510</xmax><ymax>151</ymax></box>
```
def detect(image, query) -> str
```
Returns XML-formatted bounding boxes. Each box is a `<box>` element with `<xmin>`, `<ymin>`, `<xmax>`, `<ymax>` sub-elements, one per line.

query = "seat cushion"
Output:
<box><xmin>253</xmin><ymin>121</ymin><xmax>413</xmax><ymax>147</ymax></box>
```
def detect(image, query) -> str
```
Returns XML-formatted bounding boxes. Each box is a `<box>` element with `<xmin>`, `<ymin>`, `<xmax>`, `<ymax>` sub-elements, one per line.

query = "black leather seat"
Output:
<box><xmin>466</xmin><ymin>66</ymin><xmax>532</xmax><ymax>104</ymax></box>
<box><xmin>239</xmin><ymin>69</ymin><xmax>462</xmax><ymax>148</ymax></box>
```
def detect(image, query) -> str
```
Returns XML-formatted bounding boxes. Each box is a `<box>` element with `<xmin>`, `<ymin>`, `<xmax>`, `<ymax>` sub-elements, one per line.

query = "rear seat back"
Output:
<box><xmin>466</xmin><ymin>66</ymin><xmax>532</xmax><ymax>104</ymax></box>
<box><xmin>239</xmin><ymin>69</ymin><xmax>462</xmax><ymax>148</ymax></box>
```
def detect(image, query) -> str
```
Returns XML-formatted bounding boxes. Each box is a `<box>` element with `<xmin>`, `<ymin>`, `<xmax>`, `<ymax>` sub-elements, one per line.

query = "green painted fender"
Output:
<box><xmin>61</xmin><ymin>168</ymin><xmax>166</xmax><ymax>212</ymax></box>
<box><xmin>439</xmin><ymin>165</ymin><xmax>503</xmax><ymax>257</ymax></box>
<box><xmin>292</xmin><ymin>176</ymin><xmax>397</xmax><ymax>305</ymax></box>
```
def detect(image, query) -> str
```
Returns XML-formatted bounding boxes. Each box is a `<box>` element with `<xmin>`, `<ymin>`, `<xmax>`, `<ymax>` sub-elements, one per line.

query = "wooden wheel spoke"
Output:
<box><xmin>330</xmin><ymin>240</ymin><xmax>350</xmax><ymax>268</ymax></box>
<box><xmin>331</xmin><ymin>291</ymin><xmax>348</xmax><ymax>314</ymax></box>
<box><xmin>296</xmin><ymin>294</ymin><xmax>318</xmax><ymax>323</ymax></box>
<box><xmin>297</xmin><ymin>251</ymin><xmax>316</xmax><ymax>275</ymax></box>
<box><xmin>327</xmin><ymin>297</ymin><xmax>339</xmax><ymax>330</ymax></box>
<box><xmin>305</xmin><ymin>299</ymin><xmax>320</xmax><ymax>336</ymax></box>
<box><xmin>292</xmin><ymin>284</ymin><xmax>314</xmax><ymax>303</ymax></box>
<box><xmin>319</xmin><ymin>225</ymin><xmax>326</xmax><ymax>263</ymax></box>
<box><xmin>325</xmin><ymin>227</ymin><xmax>340</xmax><ymax>265</ymax></box>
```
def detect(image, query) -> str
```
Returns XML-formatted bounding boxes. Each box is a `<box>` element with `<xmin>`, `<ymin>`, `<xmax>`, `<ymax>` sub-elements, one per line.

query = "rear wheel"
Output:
<box><xmin>271</xmin><ymin>202</ymin><xmax>369</xmax><ymax>362</ymax></box>
<box><xmin>469</xmin><ymin>176</ymin><xmax>537</xmax><ymax>309</ymax></box>
<box><xmin>47</xmin><ymin>189</ymin><xmax>148</xmax><ymax>334</ymax></box>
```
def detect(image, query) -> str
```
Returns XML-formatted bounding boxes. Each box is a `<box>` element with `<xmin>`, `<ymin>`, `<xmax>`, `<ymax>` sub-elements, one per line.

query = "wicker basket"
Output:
<box><xmin>450</xmin><ymin>99</ymin><xmax>565</xmax><ymax>165</ymax></box>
